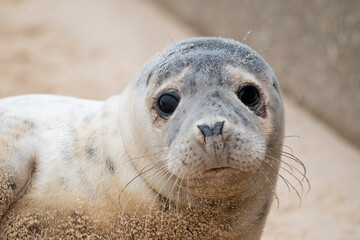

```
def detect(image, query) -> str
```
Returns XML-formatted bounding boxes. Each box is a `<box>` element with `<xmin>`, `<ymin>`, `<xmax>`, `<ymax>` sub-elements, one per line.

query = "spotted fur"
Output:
<box><xmin>0</xmin><ymin>37</ymin><xmax>284</xmax><ymax>239</ymax></box>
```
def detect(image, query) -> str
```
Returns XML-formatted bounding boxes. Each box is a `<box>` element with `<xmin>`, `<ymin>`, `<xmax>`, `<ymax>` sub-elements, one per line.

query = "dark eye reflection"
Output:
<box><xmin>157</xmin><ymin>91</ymin><xmax>180</xmax><ymax>116</ymax></box>
<box><xmin>237</xmin><ymin>85</ymin><xmax>260</xmax><ymax>107</ymax></box>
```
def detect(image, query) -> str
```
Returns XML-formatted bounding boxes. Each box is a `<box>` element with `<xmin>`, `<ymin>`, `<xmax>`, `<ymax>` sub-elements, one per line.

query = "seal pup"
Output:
<box><xmin>0</xmin><ymin>37</ymin><xmax>287</xmax><ymax>239</ymax></box>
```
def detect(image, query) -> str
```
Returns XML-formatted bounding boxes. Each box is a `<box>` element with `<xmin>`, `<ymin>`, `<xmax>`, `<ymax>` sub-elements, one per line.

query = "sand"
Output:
<box><xmin>0</xmin><ymin>0</ymin><xmax>359</xmax><ymax>239</ymax></box>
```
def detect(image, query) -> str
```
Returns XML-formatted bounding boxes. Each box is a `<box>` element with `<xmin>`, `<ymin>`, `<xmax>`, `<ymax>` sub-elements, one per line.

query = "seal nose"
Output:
<box><xmin>197</xmin><ymin>121</ymin><xmax>225</xmax><ymax>138</ymax></box>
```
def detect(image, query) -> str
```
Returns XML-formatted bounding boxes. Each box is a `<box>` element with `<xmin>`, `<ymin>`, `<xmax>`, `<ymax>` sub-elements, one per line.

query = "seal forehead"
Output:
<box><xmin>139</xmin><ymin>37</ymin><xmax>274</xmax><ymax>89</ymax></box>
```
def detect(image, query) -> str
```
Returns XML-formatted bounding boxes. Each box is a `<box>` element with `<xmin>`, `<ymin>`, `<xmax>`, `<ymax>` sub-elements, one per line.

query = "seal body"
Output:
<box><xmin>0</xmin><ymin>37</ymin><xmax>284</xmax><ymax>239</ymax></box>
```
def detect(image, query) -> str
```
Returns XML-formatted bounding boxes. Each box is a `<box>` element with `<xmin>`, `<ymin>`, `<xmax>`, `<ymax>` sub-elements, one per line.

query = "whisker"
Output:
<box><xmin>265</xmin><ymin>150</ymin><xmax>303</xmax><ymax>175</ymax></box>
<box><xmin>125</xmin><ymin>150</ymin><xmax>168</xmax><ymax>162</ymax></box>
<box><xmin>120</xmin><ymin>163</ymin><xmax>157</xmax><ymax>194</ymax></box>
<box><xmin>283</xmin><ymin>135</ymin><xmax>301</xmax><ymax>141</ymax></box>
<box><xmin>176</xmin><ymin>169</ymin><xmax>185</xmax><ymax>212</ymax></box>
<box><xmin>250</xmin><ymin>156</ymin><xmax>280</xmax><ymax>207</ymax></box>
<box><xmin>242</xmin><ymin>29</ymin><xmax>253</xmax><ymax>42</ymax></box>
<box><xmin>262</xmin><ymin>160</ymin><xmax>303</xmax><ymax>205</ymax></box>
<box><xmin>266</xmin><ymin>152</ymin><xmax>310</xmax><ymax>192</ymax></box>
<box><xmin>265</xmin><ymin>158</ymin><xmax>305</xmax><ymax>196</ymax></box>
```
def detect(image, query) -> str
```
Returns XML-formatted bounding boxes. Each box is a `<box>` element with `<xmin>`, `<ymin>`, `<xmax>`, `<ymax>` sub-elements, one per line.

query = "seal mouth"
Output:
<box><xmin>203</xmin><ymin>167</ymin><xmax>233</xmax><ymax>174</ymax></box>
<box><xmin>180</xmin><ymin>166</ymin><xmax>242</xmax><ymax>181</ymax></box>
<box><xmin>199</xmin><ymin>166</ymin><xmax>240</xmax><ymax>178</ymax></box>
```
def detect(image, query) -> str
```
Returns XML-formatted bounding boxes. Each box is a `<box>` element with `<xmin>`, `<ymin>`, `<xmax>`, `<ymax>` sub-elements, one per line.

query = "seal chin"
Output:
<box><xmin>174</xmin><ymin>165</ymin><xmax>259</xmax><ymax>199</ymax></box>
<box><xmin>185</xmin><ymin>166</ymin><xmax>250</xmax><ymax>182</ymax></box>
<box><xmin>186</xmin><ymin>166</ymin><xmax>239</xmax><ymax>180</ymax></box>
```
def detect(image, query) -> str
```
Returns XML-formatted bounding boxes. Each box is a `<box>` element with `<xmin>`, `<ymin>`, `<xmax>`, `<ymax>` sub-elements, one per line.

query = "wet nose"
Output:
<box><xmin>197</xmin><ymin>121</ymin><xmax>225</xmax><ymax>138</ymax></box>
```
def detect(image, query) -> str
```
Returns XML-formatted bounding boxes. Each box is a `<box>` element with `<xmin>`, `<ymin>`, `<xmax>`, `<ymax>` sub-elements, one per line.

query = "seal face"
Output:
<box><xmin>0</xmin><ymin>37</ymin><xmax>285</xmax><ymax>239</ymax></box>
<box><xmin>123</xmin><ymin>38</ymin><xmax>284</xmax><ymax>201</ymax></box>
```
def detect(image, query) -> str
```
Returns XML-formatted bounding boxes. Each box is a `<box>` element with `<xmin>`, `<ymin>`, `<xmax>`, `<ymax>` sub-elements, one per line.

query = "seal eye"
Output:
<box><xmin>237</xmin><ymin>85</ymin><xmax>260</xmax><ymax>107</ymax></box>
<box><xmin>157</xmin><ymin>92</ymin><xmax>180</xmax><ymax>116</ymax></box>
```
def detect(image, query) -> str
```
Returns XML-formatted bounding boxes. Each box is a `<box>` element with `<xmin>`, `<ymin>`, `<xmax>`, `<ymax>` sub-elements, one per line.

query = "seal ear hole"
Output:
<box><xmin>237</xmin><ymin>85</ymin><xmax>260</xmax><ymax>107</ymax></box>
<box><xmin>156</xmin><ymin>89</ymin><xmax>180</xmax><ymax>117</ymax></box>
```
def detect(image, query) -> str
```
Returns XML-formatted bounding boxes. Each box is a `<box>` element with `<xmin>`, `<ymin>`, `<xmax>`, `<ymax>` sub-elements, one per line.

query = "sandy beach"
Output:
<box><xmin>1</xmin><ymin>0</ymin><xmax>359</xmax><ymax>239</ymax></box>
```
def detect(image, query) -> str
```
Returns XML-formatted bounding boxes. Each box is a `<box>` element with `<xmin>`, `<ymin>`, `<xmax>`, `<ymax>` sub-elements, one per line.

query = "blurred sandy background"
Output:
<box><xmin>0</xmin><ymin>0</ymin><xmax>359</xmax><ymax>239</ymax></box>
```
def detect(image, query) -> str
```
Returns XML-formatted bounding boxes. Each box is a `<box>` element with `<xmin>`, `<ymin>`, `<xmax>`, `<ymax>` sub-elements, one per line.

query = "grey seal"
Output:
<box><xmin>0</xmin><ymin>37</ymin><xmax>287</xmax><ymax>239</ymax></box>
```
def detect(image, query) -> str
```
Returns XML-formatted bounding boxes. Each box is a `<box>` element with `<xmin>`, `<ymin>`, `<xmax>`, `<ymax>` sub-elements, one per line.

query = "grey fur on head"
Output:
<box><xmin>134</xmin><ymin>37</ymin><xmax>280</xmax><ymax>95</ymax></box>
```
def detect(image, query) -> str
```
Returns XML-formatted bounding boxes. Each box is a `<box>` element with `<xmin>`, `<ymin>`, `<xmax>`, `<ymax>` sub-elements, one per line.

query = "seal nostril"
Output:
<box><xmin>197</xmin><ymin>124</ymin><xmax>212</xmax><ymax>138</ymax></box>
<box><xmin>197</xmin><ymin>121</ymin><xmax>225</xmax><ymax>138</ymax></box>
<box><xmin>213</xmin><ymin>121</ymin><xmax>225</xmax><ymax>135</ymax></box>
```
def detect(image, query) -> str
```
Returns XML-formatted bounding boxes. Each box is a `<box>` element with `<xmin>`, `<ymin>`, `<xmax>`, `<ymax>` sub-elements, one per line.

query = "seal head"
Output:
<box><xmin>120</xmin><ymin>37</ymin><xmax>284</xmax><ymax>202</ymax></box>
